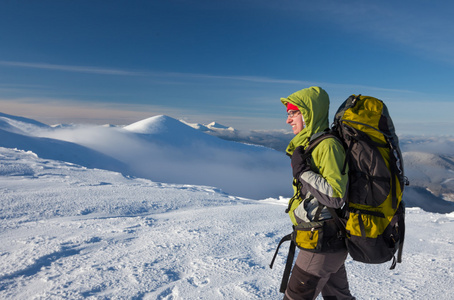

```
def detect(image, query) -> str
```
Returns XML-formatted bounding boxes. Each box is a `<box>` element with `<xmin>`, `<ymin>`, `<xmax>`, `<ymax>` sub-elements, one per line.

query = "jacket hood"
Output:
<box><xmin>281</xmin><ymin>86</ymin><xmax>330</xmax><ymax>155</ymax></box>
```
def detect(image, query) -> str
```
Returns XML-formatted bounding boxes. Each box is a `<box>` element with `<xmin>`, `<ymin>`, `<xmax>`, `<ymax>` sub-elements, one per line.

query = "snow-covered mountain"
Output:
<box><xmin>404</xmin><ymin>152</ymin><xmax>454</xmax><ymax>198</ymax></box>
<box><xmin>0</xmin><ymin>113</ymin><xmax>127</xmax><ymax>173</ymax></box>
<box><xmin>1</xmin><ymin>112</ymin><xmax>453</xmax><ymax>208</ymax></box>
<box><xmin>182</xmin><ymin>119</ymin><xmax>294</xmax><ymax>152</ymax></box>
<box><xmin>0</xmin><ymin>113</ymin><xmax>292</xmax><ymax>199</ymax></box>
<box><xmin>1</xmin><ymin>112</ymin><xmax>454</xmax><ymax>299</ymax></box>
<box><xmin>180</xmin><ymin>120</ymin><xmax>235</xmax><ymax>132</ymax></box>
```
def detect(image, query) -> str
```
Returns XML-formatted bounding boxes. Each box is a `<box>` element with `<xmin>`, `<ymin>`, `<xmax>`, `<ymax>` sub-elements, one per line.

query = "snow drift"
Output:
<box><xmin>1</xmin><ymin>147</ymin><xmax>454</xmax><ymax>299</ymax></box>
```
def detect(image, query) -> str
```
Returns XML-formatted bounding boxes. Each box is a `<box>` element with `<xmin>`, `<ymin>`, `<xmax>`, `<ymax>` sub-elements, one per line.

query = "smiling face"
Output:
<box><xmin>286</xmin><ymin>110</ymin><xmax>305</xmax><ymax>135</ymax></box>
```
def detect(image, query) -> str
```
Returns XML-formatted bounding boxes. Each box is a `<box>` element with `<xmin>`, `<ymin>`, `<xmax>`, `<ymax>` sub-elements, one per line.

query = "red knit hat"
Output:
<box><xmin>286</xmin><ymin>102</ymin><xmax>299</xmax><ymax>112</ymax></box>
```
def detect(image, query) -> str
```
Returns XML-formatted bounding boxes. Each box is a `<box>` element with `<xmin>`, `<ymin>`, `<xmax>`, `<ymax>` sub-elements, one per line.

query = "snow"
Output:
<box><xmin>0</xmin><ymin>114</ymin><xmax>292</xmax><ymax>200</ymax></box>
<box><xmin>1</xmin><ymin>113</ymin><xmax>454</xmax><ymax>299</ymax></box>
<box><xmin>205</xmin><ymin>122</ymin><xmax>235</xmax><ymax>131</ymax></box>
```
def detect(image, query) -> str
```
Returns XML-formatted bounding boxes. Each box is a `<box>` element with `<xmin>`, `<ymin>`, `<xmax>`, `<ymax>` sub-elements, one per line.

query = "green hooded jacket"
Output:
<box><xmin>281</xmin><ymin>87</ymin><xmax>348</xmax><ymax>225</ymax></box>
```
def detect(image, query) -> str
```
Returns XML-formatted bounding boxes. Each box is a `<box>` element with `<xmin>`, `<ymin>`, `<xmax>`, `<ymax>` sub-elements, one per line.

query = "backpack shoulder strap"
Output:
<box><xmin>304</xmin><ymin>130</ymin><xmax>339</xmax><ymax>156</ymax></box>
<box><xmin>326</xmin><ymin>207</ymin><xmax>347</xmax><ymax>237</ymax></box>
<box><xmin>299</xmin><ymin>130</ymin><xmax>342</xmax><ymax>171</ymax></box>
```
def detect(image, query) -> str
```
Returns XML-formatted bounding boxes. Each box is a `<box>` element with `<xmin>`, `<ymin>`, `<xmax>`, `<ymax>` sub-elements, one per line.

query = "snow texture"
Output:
<box><xmin>1</xmin><ymin>112</ymin><xmax>454</xmax><ymax>299</ymax></box>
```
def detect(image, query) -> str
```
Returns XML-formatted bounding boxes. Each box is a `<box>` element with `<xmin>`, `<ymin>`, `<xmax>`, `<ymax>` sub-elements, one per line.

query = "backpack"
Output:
<box><xmin>270</xmin><ymin>94</ymin><xmax>408</xmax><ymax>293</ymax></box>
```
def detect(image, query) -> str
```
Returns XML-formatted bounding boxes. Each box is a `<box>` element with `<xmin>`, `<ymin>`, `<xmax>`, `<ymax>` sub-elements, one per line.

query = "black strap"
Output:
<box><xmin>307</xmin><ymin>132</ymin><xmax>337</xmax><ymax>152</ymax></box>
<box><xmin>295</xmin><ymin>131</ymin><xmax>338</xmax><ymax>166</ymax></box>
<box><xmin>389</xmin><ymin>256</ymin><xmax>397</xmax><ymax>270</ymax></box>
<box><xmin>269</xmin><ymin>233</ymin><xmax>296</xmax><ymax>294</ymax></box>
<box><xmin>326</xmin><ymin>207</ymin><xmax>347</xmax><ymax>237</ymax></box>
<box><xmin>391</xmin><ymin>207</ymin><xmax>405</xmax><ymax>269</ymax></box>
<box><xmin>280</xmin><ymin>239</ymin><xmax>296</xmax><ymax>293</ymax></box>
<box><xmin>389</xmin><ymin>149</ymin><xmax>398</xmax><ymax>210</ymax></box>
<box><xmin>341</xmin><ymin>139</ymin><xmax>354</xmax><ymax>175</ymax></box>
<box><xmin>269</xmin><ymin>234</ymin><xmax>292</xmax><ymax>269</ymax></box>
<box><xmin>397</xmin><ymin>239</ymin><xmax>404</xmax><ymax>264</ymax></box>
<box><xmin>396</xmin><ymin>209</ymin><xmax>405</xmax><ymax>265</ymax></box>
<box><xmin>313</xmin><ymin>204</ymin><xmax>324</xmax><ymax>222</ymax></box>
<box><xmin>357</xmin><ymin>212</ymin><xmax>366</xmax><ymax>238</ymax></box>
<box><xmin>285</xmin><ymin>179</ymin><xmax>302</xmax><ymax>213</ymax></box>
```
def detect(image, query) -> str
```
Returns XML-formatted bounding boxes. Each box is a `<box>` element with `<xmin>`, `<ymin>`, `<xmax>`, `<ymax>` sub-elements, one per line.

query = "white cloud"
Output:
<box><xmin>0</xmin><ymin>61</ymin><xmax>146</xmax><ymax>76</ymax></box>
<box><xmin>0</xmin><ymin>60</ymin><xmax>422</xmax><ymax>95</ymax></box>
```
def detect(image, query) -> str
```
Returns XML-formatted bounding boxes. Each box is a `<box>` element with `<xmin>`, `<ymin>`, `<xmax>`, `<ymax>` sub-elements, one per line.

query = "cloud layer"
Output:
<box><xmin>1</xmin><ymin>113</ymin><xmax>292</xmax><ymax>199</ymax></box>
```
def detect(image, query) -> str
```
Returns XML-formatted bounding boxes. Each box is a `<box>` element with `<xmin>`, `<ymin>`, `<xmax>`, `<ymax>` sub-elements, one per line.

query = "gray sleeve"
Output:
<box><xmin>299</xmin><ymin>171</ymin><xmax>346</xmax><ymax>209</ymax></box>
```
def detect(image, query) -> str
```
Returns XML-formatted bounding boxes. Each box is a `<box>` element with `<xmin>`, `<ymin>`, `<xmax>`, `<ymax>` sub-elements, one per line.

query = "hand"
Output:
<box><xmin>291</xmin><ymin>146</ymin><xmax>311</xmax><ymax>179</ymax></box>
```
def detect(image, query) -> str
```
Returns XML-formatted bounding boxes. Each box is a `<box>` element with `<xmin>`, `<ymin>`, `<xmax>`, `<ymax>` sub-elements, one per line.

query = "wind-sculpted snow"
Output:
<box><xmin>0</xmin><ymin>112</ymin><xmax>49</xmax><ymax>134</ymax></box>
<box><xmin>0</xmin><ymin>148</ymin><xmax>245</xmax><ymax>222</ymax></box>
<box><xmin>1</xmin><ymin>147</ymin><xmax>454</xmax><ymax>299</ymax></box>
<box><xmin>0</xmin><ymin>128</ymin><xmax>127</xmax><ymax>173</ymax></box>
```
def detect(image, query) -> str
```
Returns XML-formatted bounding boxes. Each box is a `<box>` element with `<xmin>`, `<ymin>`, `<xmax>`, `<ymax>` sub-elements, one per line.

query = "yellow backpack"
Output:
<box><xmin>333</xmin><ymin>94</ymin><xmax>408</xmax><ymax>267</ymax></box>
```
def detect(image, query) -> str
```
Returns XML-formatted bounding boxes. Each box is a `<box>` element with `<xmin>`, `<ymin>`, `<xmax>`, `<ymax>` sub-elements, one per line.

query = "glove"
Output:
<box><xmin>291</xmin><ymin>146</ymin><xmax>312</xmax><ymax>179</ymax></box>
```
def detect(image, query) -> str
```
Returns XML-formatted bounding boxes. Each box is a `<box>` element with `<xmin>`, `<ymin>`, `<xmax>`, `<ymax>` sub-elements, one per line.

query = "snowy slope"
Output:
<box><xmin>0</xmin><ymin>128</ymin><xmax>127</xmax><ymax>173</ymax></box>
<box><xmin>1</xmin><ymin>112</ymin><xmax>454</xmax><ymax>299</ymax></box>
<box><xmin>0</xmin><ymin>112</ymin><xmax>49</xmax><ymax>135</ymax></box>
<box><xmin>1</xmin><ymin>147</ymin><xmax>454</xmax><ymax>299</ymax></box>
<box><xmin>0</xmin><ymin>114</ymin><xmax>292</xmax><ymax>199</ymax></box>
<box><xmin>403</xmin><ymin>151</ymin><xmax>454</xmax><ymax>199</ymax></box>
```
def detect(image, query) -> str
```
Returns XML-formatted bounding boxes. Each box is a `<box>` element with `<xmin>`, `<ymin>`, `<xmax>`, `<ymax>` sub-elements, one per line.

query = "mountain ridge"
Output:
<box><xmin>0</xmin><ymin>111</ymin><xmax>453</xmax><ymax>208</ymax></box>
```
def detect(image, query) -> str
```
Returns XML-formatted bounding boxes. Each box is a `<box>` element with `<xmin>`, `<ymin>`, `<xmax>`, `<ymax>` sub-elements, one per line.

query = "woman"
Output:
<box><xmin>281</xmin><ymin>86</ymin><xmax>355</xmax><ymax>300</ymax></box>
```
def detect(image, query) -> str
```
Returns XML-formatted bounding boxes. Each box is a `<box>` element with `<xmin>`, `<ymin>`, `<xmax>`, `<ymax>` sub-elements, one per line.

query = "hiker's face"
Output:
<box><xmin>287</xmin><ymin>110</ymin><xmax>305</xmax><ymax>135</ymax></box>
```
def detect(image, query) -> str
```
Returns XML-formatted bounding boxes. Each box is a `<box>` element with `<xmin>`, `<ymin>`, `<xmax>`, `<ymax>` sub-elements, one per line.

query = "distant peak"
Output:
<box><xmin>207</xmin><ymin>122</ymin><xmax>227</xmax><ymax>128</ymax></box>
<box><xmin>206</xmin><ymin>122</ymin><xmax>235</xmax><ymax>131</ymax></box>
<box><xmin>179</xmin><ymin>120</ymin><xmax>210</xmax><ymax>131</ymax></box>
<box><xmin>123</xmin><ymin>115</ymin><xmax>177</xmax><ymax>134</ymax></box>
<box><xmin>123</xmin><ymin>115</ymin><xmax>205</xmax><ymax>136</ymax></box>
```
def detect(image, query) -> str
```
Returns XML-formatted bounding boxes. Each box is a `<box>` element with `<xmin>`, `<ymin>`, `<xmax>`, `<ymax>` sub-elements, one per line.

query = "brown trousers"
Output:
<box><xmin>284</xmin><ymin>249</ymin><xmax>355</xmax><ymax>300</ymax></box>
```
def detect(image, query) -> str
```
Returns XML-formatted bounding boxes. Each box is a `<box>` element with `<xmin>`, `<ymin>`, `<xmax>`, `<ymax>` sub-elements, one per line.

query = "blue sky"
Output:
<box><xmin>0</xmin><ymin>0</ymin><xmax>453</xmax><ymax>135</ymax></box>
